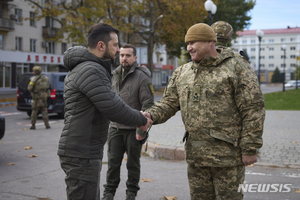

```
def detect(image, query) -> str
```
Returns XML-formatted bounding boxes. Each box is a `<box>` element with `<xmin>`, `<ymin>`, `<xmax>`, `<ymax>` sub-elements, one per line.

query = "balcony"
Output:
<box><xmin>42</xmin><ymin>26</ymin><xmax>60</xmax><ymax>38</ymax></box>
<box><xmin>0</xmin><ymin>18</ymin><xmax>14</xmax><ymax>31</ymax></box>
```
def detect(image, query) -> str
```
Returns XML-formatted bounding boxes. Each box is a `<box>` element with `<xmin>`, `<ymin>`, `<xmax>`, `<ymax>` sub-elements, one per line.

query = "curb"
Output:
<box><xmin>142</xmin><ymin>141</ymin><xmax>185</xmax><ymax>161</ymax></box>
<box><xmin>142</xmin><ymin>142</ymin><xmax>300</xmax><ymax>169</ymax></box>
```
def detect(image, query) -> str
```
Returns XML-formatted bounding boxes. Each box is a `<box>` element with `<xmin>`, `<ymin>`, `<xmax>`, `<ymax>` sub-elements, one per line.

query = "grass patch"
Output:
<box><xmin>264</xmin><ymin>89</ymin><xmax>300</xmax><ymax>110</ymax></box>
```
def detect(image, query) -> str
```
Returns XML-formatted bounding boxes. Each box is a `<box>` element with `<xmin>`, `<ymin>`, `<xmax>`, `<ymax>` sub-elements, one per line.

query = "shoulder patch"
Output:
<box><xmin>147</xmin><ymin>83</ymin><xmax>154</xmax><ymax>96</ymax></box>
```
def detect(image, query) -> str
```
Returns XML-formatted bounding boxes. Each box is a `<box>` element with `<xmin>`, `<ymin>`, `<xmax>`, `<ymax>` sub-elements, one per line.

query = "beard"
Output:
<box><xmin>103</xmin><ymin>48</ymin><xmax>115</xmax><ymax>60</ymax></box>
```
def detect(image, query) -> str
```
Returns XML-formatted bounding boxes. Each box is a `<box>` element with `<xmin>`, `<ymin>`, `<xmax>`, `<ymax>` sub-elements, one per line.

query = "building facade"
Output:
<box><xmin>231</xmin><ymin>27</ymin><xmax>300</xmax><ymax>83</ymax></box>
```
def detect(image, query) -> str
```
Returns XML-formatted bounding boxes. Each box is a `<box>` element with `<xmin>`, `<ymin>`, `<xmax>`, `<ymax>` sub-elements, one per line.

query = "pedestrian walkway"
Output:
<box><xmin>142</xmin><ymin>110</ymin><xmax>300</xmax><ymax>169</ymax></box>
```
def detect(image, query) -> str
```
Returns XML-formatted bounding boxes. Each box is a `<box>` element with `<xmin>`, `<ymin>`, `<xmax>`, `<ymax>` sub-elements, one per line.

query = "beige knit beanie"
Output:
<box><xmin>185</xmin><ymin>23</ymin><xmax>217</xmax><ymax>43</ymax></box>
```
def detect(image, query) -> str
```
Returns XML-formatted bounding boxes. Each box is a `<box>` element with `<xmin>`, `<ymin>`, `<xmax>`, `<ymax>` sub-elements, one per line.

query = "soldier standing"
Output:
<box><xmin>27</xmin><ymin>66</ymin><xmax>51</xmax><ymax>130</ymax></box>
<box><xmin>143</xmin><ymin>23</ymin><xmax>265</xmax><ymax>200</ymax></box>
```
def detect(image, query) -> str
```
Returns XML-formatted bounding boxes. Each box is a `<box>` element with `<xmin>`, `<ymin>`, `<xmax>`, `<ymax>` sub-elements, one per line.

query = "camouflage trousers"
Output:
<box><xmin>187</xmin><ymin>164</ymin><xmax>245</xmax><ymax>200</ymax></box>
<box><xmin>31</xmin><ymin>98</ymin><xmax>49</xmax><ymax>127</ymax></box>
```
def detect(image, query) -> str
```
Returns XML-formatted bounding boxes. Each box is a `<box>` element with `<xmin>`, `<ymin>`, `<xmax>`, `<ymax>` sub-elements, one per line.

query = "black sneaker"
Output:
<box><xmin>101</xmin><ymin>193</ymin><xmax>114</xmax><ymax>200</ymax></box>
<box><xmin>125</xmin><ymin>192</ymin><xmax>136</xmax><ymax>200</ymax></box>
<box><xmin>30</xmin><ymin>125</ymin><xmax>35</xmax><ymax>130</ymax></box>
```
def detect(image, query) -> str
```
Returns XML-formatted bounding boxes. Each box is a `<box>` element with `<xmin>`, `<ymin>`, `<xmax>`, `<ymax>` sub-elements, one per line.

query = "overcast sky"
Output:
<box><xmin>247</xmin><ymin>0</ymin><xmax>300</xmax><ymax>30</ymax></box>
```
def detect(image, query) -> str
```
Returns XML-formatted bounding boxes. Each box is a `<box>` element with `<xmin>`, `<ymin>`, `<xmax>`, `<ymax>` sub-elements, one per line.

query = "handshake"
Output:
<box><xmin>136</xmin><ymin>111</ymin><xmax>152</xmax><ymax>141</ymax></box>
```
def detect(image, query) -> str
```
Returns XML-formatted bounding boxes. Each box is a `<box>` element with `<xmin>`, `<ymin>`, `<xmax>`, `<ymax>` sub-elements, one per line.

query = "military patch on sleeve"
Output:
<box><xmin>147</xmin><ymin>83</ymin><xmax>154</xmax><ymax>96</ymax></box>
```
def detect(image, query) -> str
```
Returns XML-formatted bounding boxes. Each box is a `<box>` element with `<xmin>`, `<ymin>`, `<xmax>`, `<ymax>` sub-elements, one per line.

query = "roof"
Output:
<box><xmin>237</xmin><ymin>27</ymin><xmax>300</xmax><ymax>36</ymax></box>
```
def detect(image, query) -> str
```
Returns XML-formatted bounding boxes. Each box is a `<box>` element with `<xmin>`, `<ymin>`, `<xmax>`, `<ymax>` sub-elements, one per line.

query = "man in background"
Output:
<box><xmin>27</xmin><ymin>66</ymin><xmax>50</xmax><ymax>130</ymax></box>
<box><xmin>102</xmin><ymin>44</ymin><xmax>154</xmax><ymax>200</ymax></box>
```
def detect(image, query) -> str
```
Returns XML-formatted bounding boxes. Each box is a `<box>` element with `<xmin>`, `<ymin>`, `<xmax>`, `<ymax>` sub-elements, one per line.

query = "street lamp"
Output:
<box><xmin>282</xmin><ymin>44</ymin><xmax>287</xmax><ymax>92</ymax></box>
<box><xmin>149</xmin><ymin>13</ymin><xmax>163</xmax><ymax>77</ymax></box>
<box><xmin>204</xmin><ymin>0</ymin><xmax>217</xmax><ymax>25</ymax></box>
<box><xmin>296</xmin><ymin>52</ymin><xmax>299</xmax><ymax>89</ymax></box>
<box><xmin>256</xmin><ymin>29</ymin><xmax>264</xmax><ymax>84</ymax></box>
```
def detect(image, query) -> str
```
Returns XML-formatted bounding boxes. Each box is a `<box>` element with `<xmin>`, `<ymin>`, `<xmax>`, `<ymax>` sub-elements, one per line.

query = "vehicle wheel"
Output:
<box><xmin>27</xmin><ymin>111</ymin><xmax>32</xmax><ymax>117</ymax></box>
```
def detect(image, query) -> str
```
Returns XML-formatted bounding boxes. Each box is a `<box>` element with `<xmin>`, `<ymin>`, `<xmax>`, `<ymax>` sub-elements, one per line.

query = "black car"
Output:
<box><xmin>17</xmin><ymin>72</ymin><xmax>67</xmax><ymax>118</ymax></box>
<box><xmin>0</xmin><ymin>115</ymin><xmax>5</xmax><ymax>140</ymax></box>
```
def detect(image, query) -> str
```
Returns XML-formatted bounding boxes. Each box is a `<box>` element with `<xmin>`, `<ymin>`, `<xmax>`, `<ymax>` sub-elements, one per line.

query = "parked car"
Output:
<box><xmin>0</xmin><ymin>115</ymin><xmax>5</xmax><ymax>140</ymax></box>
<box><xmin>17</xmin><ymin>72</ymin><xmax>67</xmax><ymax>118</ymax></box>
<box><xmin>284</xmin><ymin>80</ymin><xmax>300</xmax><ymax>87</ymax></box>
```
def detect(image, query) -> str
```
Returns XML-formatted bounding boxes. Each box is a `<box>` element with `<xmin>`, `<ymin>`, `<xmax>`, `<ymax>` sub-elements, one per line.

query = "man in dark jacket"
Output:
<box><xmin>102</xmin><ymin>44</ymin><xmax>154</xmax><ymax>200</ymax></box>
<box><xmin>57</xmin><ymin>23</ymin><xmax>152</xmax><ymax>200</ymax></box>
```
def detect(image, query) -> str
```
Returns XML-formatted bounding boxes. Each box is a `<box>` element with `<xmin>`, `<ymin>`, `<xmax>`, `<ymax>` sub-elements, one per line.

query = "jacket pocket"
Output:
<box><xmin>209</xmin><ymin>129</ymin><xmax>239</xmax><ymax>147</ymax></box>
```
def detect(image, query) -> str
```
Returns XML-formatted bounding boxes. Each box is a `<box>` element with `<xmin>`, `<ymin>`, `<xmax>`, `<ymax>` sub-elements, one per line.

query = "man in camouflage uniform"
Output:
<box><xmin>143</xmin><ymin>23</ymin><xmax>265</xmax><ymax>200</ymax></box>
<box><xmin>211</xmin><ymin>21</ymin><xmax>250</xmax><ymax>64</ymax></box>
<box><xmin>27</xmin><ymin>66</ymin><xmax>51</xmax><ymax>129</ymax></box>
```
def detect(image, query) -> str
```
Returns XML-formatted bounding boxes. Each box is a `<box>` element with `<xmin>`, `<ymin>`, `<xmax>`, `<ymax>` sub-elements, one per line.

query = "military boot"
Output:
<box><xmin>30</xmin><ymin>124</ymin><xmax>36</xmax><ymax>130</ymax></box>
<box><xmin>101</xmin><ymin>193</ymin><xmax>114</xmax><ymax>200</ymax></box>
<box><xmin>125</xmin><ymin>191</ymin><xmax>136</xmax><ymax>200</ymax></box>
<box><xmin>46</xmin><ymin>125</ymin><xmax>51</xmax><ymax>129</ymax></box>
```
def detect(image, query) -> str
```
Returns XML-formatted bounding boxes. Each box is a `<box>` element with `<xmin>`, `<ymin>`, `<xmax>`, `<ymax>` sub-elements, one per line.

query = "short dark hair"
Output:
<box><xmin>86</xmin><ymin>23</ymin><xmax>119</xmax><ymax>49</ymax></box>
<box><xmin>120</xmin><ymin>44</ymin><xmax>136</xmax><ymax>56</ymax></box>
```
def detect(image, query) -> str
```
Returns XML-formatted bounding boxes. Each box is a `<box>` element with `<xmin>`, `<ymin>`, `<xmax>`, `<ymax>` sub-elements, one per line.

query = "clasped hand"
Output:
<box><xmin>136</xmin><ymin>111</ymin><xmax>152</xmax><ymax>141</ymax></box>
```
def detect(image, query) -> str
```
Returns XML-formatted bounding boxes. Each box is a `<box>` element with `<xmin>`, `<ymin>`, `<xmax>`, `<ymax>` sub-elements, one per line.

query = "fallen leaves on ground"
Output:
<box><xmin>294</xmin><ymin>189</ymin><xmax>300</xmax><ymax>193</ymax></box>
<box><xmin>6</xmin><ymin>163</ymin><xmax>15</xmax><ymax>166</ymax></box>
<box><xmin>28</xmin><ymin>154</ymin><xmax>38</xmax><ymax>158</ymax></box>
<box><xmin>141</xmin><ymin>178</ymin><xmax>155</xmax><ymax>182</ymax></box>
<box><xmin>154</xmin><ymin>143</ymin><xmax>160</xmax><ymax>146</ymax></box>
<box><xmin>22</xmin><ymin>128</ymin><xmax>28</xmax><ymax>130</ymax></box>
<box><xmin>164</xmin><ymin>196</ymin><xmax>177</xmax><ymax>200</ymax></box>
<box><xmin>291</xmin><ymin>141</ymin><xmax>297</xmax><ymax>144</ymax></box>
<box><xmin>24</xmin><ymin>146</ymin><xmax>32</xmax><ymax>150</ymax></box>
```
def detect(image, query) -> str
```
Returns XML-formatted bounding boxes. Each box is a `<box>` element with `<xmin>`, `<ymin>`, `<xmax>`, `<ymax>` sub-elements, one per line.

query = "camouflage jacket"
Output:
<box><xmin>146</xmin><ymin>48</ymin><xmax>265</xmax><ymax>167</ymax></box>
<box><xmin>27</xmin><ymin>75</ymin><xmax>50</xmax><ymax>100</ymax></box>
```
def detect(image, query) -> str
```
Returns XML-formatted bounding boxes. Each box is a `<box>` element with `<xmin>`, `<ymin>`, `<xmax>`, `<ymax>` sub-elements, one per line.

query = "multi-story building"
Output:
<box><xmin>0</xmin><ymin>0</ymin><xmax>71</xmax><ymax>93</ymax></box>
<box><xmin>0</xmin><ymin>0</ymin><xmax>177</xmax><ymax>94</ymax></box>
<box><xmin>231</xmin><ymin>27</ymin><xmax>300</xmax><ymax>83</ymax></box>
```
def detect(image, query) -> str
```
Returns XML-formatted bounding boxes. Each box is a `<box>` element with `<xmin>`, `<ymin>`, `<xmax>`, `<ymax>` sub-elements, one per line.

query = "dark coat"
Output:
<box><xmin>57</xmin><ymin>46</ymin><xmax>147</xmax><ymax>159</ymax></box>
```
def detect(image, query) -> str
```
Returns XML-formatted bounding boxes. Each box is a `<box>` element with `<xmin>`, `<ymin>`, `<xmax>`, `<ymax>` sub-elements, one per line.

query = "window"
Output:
<box><xmin>269</xmin><ymin>56</ymin><xmax>274</xmax><ymax>59</ymax></box>
<box><xmin>290</xmin><ymin>47</ymin><xmax>296</xmax><ymax>50</ymax></box>
<box><xmin>61</xmin><ymin>43</ymin><xmax>67</xmax><ymax>54</ymax></box>
<box><xmin>46</xmin><ymin>41</ymin><xmax>55</xmax><ymax>54</ymax></box>
<box><xmin>269</xmin><ymin>39</ymin><xmax>274</xmax><ymax>43</ymax></box>
<box><xmin>30</xmin><ymin>12</ymin><xmax>36</xmax><ymax>26</ymax></box>
<box><xmin>15</xmin><ymin>37</ymin><xmax>22</xmax><ymax>51</ymax></box>
<box><xmin>251</xmin><ymin>48</ymin><xmax>255</xmax><ymax>52</ymax></box>
<box><xmin>260</xmin><ymin>56</ymin><xmax>265</xmax><ymax>59</ymax></box>
<box><xmin>281</xmin><ymin>64</ymin><xmax>286</xmax><ymax>67</ymax></box>
<box><xmin>291</xmin><ymin>55</ymin><xmax>295</xmax><ymax>59</ymax></box>
<box><xmin>281</xmin><ymin>38</ymin><xmax>286</xmax><ymax>42</ymax></box>
<box><xmin>234</xmin><ymin>40</ymin><xmax>238</xmax><ymax>44</ymax></box>
<box><xmin>15</xmin><ymin>9</ymin><xmax>22</xmax><ymax>24</ymax></box>
<box><xmin>242</xmin><ymin>40</ymin><xmax>247</xmax><ymax>44</ymax></box>
<box><xmin>260</xmin><ymin>64</ymin><xmax>265</xmax><ymax>68</ymax></box>
<box><xmin>260</xmin><ymin>48</ymin><xmax>265</xmax><ymax>51</ymax></box>
<box><xmin>269</xmin><ymin>64</ymin><xmax>274</xmax><ymax>68</ymax></box>
<box><xmin>46</xmin><ymin>16</ymin><xmax>54</xmax><ymax>27</ymax></box>
<box><xmin>291</xmin><ymin>64</ymin><xmax>296</xmax><ymax>67</ymax></box>
<box><xmin>269</xmin><ymin>47</ymin><xmax>274</xmax><ymax>51</ymax></box>
<box><xmin>281</xmin><ymin>55</ymin><xmax>286</xmax><ymax>59</ymax></box>
<box><xmin>261</xmin><ymin>39</ymin><xmax>265</xmax><ymax>43</ymax></box>
<box><xmin>290</xmin><ymin>38</ymin><xmax>296</xmax><ymax>42</ymax></box>
<box><xmin>0</xmin><ymin>35</ymin><xmax>3</xmax><ymax>49</ymax></box>
<box><xmin>30</xmin><ymin>39</ymin><xmax>36</xmax><ymax>52</ymax></box>
<box><xmin>251</xmin><ymin>56</ymin><xmax>255</xmax><ymax>60</ymax></box>
<box><xmin>251</xmin><ymin>40</ymin><xmax>255</xmax><ymax>44</ymax></box>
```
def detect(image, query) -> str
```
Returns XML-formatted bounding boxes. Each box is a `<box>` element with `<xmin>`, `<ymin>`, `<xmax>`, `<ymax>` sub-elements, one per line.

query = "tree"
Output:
<box><xmin>271</xmin><ymin>67</ymin><xmax>283</xmax><ymax>83</ymax></box>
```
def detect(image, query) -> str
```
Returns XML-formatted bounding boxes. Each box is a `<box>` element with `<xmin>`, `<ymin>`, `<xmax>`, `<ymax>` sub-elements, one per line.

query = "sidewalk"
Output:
<box><xmin>1</xmin><ymin>89</ymin><xmax>300</xmax><ymax>168</ymax></box>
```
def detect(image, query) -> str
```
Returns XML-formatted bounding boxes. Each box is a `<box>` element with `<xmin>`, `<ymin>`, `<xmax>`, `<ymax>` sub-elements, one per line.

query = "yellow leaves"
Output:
<box><xmin>141</xmin><ymin>178</ymin><xmax>155</xmax><ymax>182</ymax></box>
<box><xmin>164</xmin><ymin>196</ymin><xmax>177</xmax><ymax>200</ymax></box>
<box><xmin>291</xmin><ymin>141</ymin><xmax>297</xmax><ymax>144</ymax></box>
<box><xmin>24</xmin><ymin>146</ymin><xmax>32</xmax><ymax>150</ymax></box>
<box><xmin>295</xmin><ymin>189</ymin><xmax>300</xmax><ymax>193</ymax></box>
<box><xmin>28</xmin><ymin>154</ymin><xmax>38</xmax><ymax>158</ymax></box>
<box><xmin>6</xmin><ymin>163</ymin><xmax>15</xmax><ymax>166</ymax></box>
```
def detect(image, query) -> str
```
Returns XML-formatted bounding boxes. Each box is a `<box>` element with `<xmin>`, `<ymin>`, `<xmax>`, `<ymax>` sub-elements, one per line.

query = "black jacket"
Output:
<box><xmin>57</xmin><ymin>46</ymin><xmax>147</xmax><ymax>159</ymax></box>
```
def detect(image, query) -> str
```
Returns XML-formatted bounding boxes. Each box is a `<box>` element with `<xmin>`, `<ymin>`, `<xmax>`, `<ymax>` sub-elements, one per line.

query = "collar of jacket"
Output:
<box><xmin>192</xmin><ymin>48</ymin><xmax>234</xmax><ymax>70</ymax></box>
<box><xmin>63</xmin><ymin>46</ymin><xmax>113</xmax><ymax>74</ymax></box>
